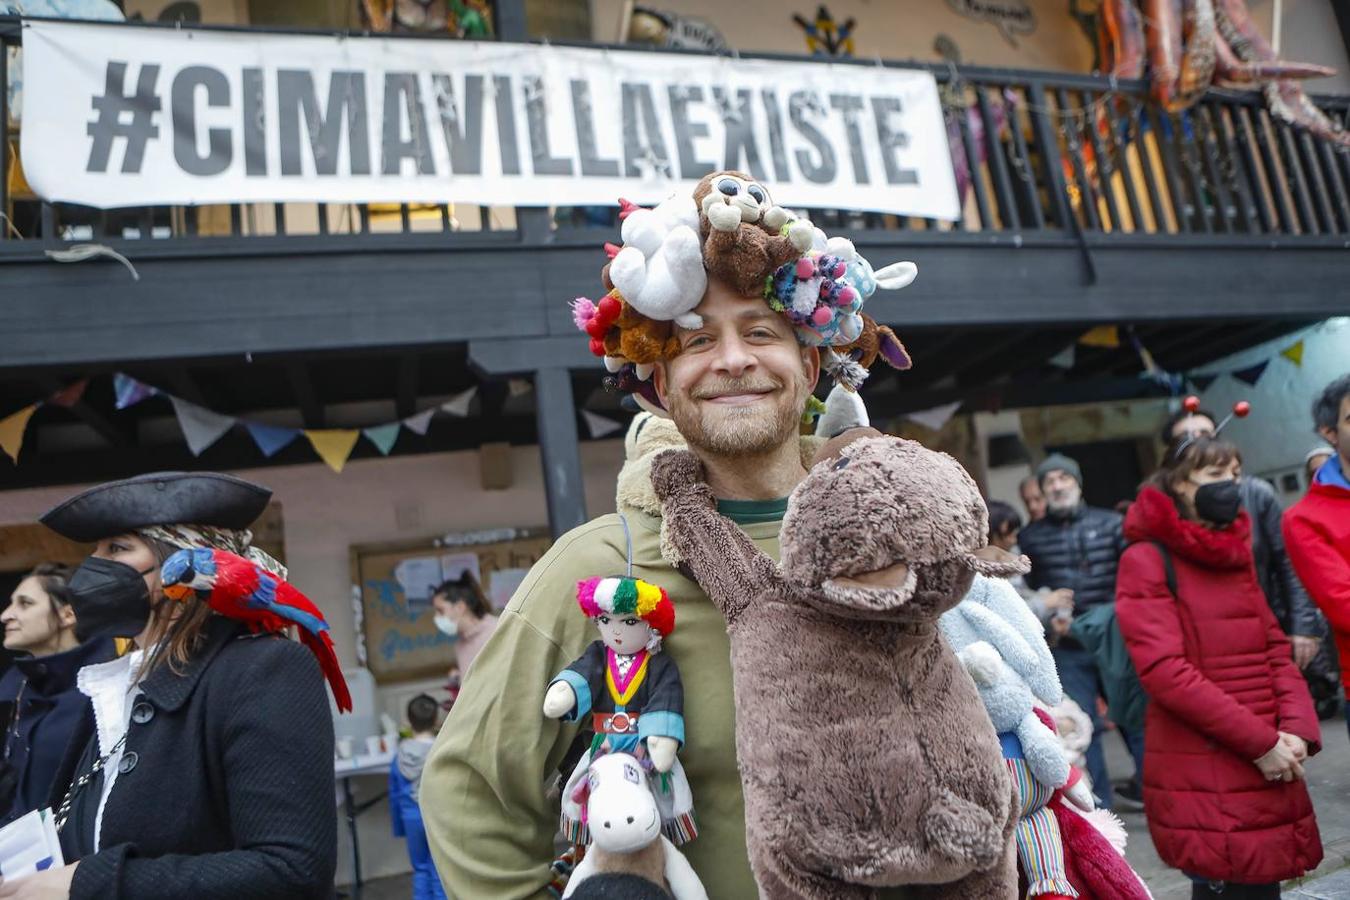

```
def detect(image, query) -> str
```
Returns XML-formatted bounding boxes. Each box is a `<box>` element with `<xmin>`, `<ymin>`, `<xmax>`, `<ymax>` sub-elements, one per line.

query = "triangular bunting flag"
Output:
<box><xmin>1078</xmin><ymin>325</ymin><xmax>1120</xmax><ymax>349</ymax></box>
<box><xmin>114</xmin><ymin>373</ymin><xmax>158</xmax><ymax>409</ymax></box>
<box><xmin>0</xmin><ymin>404</ymin><xmax>39</xmax><ymax>464</ymax></box>
<box><xmin>1231</xmin><ymin>360</ymin><xmax>1270</xmax><ymax>386</ymax></box>
<box><xmin>363</xmin><ymin>423</ymin><xmax>401</xmax><ymax>456</ymax></box>
<box><xmin>441</xmin><ymin>386</ymin><xmax>477</xmax><ymax>418</ymax></box>
<box><xmin>582</xmin><ymin>410</ymin><xmax>623</xmax><ymax>439</ymax></box>
<box><xmin>1047</xmin><ymin>345</ymin><xmax>1075</xmax><ymax>369</ymax></box>
<box><xmin>47</xmin><ymin>379</ymin><xmax>88</xmax><ymax>408</ymax></box>
<box><xmin>245</xmin><ymin>422</ymin><xmax>301</xmax><ymax>458</ymax></box>
<box><xmin>170</xmin><ymin>397</ymin><xmax>236</xmax><ymax>456</ymax></box>
<box><xmin>906</xmin><ymin>400</ymin><xmax>963</xmax><ymax>432</ymax></box>
<box><xmin>1188</xmin><ymin>373</ymin><xmax>1219</xmax><ymax>392</ymax></box>
<box><xmin>306</xmin><ymin>429</ymin><xmax>360</xmax><ymax>473</ymax></box>
<box><xmin>1280</xmin><ymin>340</ymin><xmax>1304</xmax><ymax>367</ymax></box>
<box><xmin>403</xmin><ymin>409</ymin><xmax>436</xmax><ymax>436</ymax></box>
<box><xmin>508</xmin><ymin>378</ymin><xmax>533</xmax><ymax>398</ymax></box>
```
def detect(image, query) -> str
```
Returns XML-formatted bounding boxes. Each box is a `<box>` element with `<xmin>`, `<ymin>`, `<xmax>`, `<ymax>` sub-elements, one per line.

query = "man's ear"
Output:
<box><xmin>801</xmin><ymin>343</ymin><xmax>821</xmax><ymax>392</ymax></box>
<box><xmin>653</xmin><ymin>360</ymin><xmax>669</xmax><ymax>407</ymax></box>
<box><xmin>1319</xmin><ymin>426</ymin><xmax>1337</xmax><ymax>448</ymax></box>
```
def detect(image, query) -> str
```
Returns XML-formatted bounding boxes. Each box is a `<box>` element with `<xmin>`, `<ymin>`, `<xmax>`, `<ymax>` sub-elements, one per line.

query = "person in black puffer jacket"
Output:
<box><xmin>1017</xmin><ymin>452</ymin><xmax>1131</xmax><ymax>809</ymax></box>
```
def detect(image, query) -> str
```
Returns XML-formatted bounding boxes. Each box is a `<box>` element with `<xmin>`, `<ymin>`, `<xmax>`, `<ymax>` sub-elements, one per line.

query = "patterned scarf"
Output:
<box><xmin>136</xmin><ymin>524</ymin><xmax>288</xmax><ymax>579</ymax></box>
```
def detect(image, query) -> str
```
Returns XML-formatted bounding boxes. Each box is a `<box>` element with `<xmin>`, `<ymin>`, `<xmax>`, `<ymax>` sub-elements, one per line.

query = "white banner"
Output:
<box><xmin>19</xmin><ymin>20</ymin><xmax>960</xmax><ymax>218</ymax></box>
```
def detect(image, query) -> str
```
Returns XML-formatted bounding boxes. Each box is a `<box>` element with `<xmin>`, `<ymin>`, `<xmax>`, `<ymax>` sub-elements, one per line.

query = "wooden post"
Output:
<box><xmin>534</xmin><ymin>367</ymin><xmax>587</xmax><ymax>538</ymax></box>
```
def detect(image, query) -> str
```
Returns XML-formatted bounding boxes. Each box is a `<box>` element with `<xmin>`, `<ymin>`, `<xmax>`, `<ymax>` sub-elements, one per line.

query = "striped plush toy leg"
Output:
<box><xmin>1007</xmin><ymin>758</ymin><xmax>1079</xmax><ymax>899</ymax></box>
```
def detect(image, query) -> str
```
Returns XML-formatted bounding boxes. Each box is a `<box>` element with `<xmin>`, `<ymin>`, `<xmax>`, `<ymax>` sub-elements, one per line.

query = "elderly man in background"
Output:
<box><xmin>1017</xmin><ymin>453</ymin><xmax>1134</xmax><ymax>808</ymax></box>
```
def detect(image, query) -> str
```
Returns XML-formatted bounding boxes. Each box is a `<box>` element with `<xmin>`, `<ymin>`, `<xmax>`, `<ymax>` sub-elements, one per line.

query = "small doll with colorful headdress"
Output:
<box><xmin>544</xmin><ymin>576</ymin><xmax>696</xmax><ymax>847</ymax></box>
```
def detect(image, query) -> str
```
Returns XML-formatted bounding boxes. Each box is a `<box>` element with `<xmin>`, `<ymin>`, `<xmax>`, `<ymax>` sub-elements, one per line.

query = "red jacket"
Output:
<box><xmin>1283</xmin><ymin>479</ymin><xmax>1350</xmax><ymax>691</ymax></box>
<box><xmin>1117</xmin><ymin>486</ymin><xmax>1322</xmax><ymax>884</ymax></box>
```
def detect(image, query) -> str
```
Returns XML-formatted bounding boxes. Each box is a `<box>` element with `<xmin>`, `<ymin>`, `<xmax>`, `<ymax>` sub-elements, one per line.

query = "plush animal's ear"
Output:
<box><xmin>872</xmin><ymin>260</ymin><xmax>917</xmax><ymax>290</ymax></box>
<box><xmin>809</xmin><ymin>426</ymin><xmax>882</xmax><ymax>468</ymax></box>
<box><xmin>963</xmin><ymin>545</ymin><xmax>1031</xmax><ymax>579</ymax></box>
<box><xmin>876</xmin><ymin>327</ymin><xmax>913</xmax><ymax>371</ymax></box>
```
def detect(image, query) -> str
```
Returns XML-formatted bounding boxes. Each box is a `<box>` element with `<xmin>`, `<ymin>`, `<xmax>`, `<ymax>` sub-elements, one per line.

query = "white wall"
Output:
<box><xmin>1186</xmin><ymin>317</ymin><xmax>1350</xmax><ymax>501</ymax></box>
<box><xmin>0</xmin><ymin>439</ymin><xmax>629</xmax><ymax>883</ymax></box>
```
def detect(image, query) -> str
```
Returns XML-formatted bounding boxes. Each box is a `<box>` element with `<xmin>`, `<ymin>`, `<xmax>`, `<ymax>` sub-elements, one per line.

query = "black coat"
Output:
<box><xmin>1240</xmin><ymin>476</ymin><xmax>1323</xmax><ymax>638</ymax></box>
<box><xmin>0</xmin><ymin>637</ymin><xmax>116</xmax><ymax>824</ymax></box>
<box><xmin>50</xmin><ymin>616</ymin><xmax>337</xmax><ymax>900</ymax></box>
<box><xmin>1019</xmin><ymin>503</ymin><xmax>1126</xmax><ymax>614</ymax></box>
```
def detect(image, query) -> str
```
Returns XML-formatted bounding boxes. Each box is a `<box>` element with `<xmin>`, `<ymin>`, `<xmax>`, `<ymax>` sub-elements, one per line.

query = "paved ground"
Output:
<box><xmin>354</xmin><ymin>714</ymin><xmax>1350</xmax><ymax>899</ymax></box>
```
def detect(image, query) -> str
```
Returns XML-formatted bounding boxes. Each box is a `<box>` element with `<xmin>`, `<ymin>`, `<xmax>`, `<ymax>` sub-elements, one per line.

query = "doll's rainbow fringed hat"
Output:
<box><xmin>577</xmin><ymin>576</ymin><xmax>675</xmax><ymax>639</ymax></box>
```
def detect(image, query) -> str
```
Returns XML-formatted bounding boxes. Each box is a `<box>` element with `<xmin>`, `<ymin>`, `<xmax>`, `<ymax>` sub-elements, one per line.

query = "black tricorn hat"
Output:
<box><xmin>40</xmin><ymin>472</ymin><xmax>273</xmax><ymax>543</ymax></box>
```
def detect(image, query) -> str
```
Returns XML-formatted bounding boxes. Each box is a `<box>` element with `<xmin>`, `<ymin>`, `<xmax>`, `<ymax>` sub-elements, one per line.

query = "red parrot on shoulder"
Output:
<box><xmin>161</xmin><ymin>547</ymin><xmax>353</xmax><ymax>713</ymax></box>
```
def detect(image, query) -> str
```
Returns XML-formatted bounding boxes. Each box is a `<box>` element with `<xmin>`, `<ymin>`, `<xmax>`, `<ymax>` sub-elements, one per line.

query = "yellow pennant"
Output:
<box><xmin>304</xmin><ymin>429</ymin><xmax>360</xmax><ymax>473</ymax></box>
<box><xmin>1078</xmin><ymin>325</ymin><xmax>1121</xmax><ymax>349</ymax></box>
<box><xmin>1280</xmin><ymin>340</ymin><xmax>1304</xmax><ymax>367</ymax></box>
<box><xmin>0</xmin><ymin>404</ymin><xmax>38</xmax><ymax>464</ymax></box>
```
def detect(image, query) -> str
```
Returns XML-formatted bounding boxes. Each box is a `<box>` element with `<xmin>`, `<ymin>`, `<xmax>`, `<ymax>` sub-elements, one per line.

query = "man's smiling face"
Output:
<box><xmin>654</xmin><ymin>277</ymin><xmax>818</xmax><ymax>458</ymax></box>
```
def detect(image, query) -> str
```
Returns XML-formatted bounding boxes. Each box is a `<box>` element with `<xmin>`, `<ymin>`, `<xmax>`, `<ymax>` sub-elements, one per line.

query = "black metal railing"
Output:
<box><xmin>2</xmin><ymin>17</ymin><xmax>1349</xmax><ymax>249</ymax></box>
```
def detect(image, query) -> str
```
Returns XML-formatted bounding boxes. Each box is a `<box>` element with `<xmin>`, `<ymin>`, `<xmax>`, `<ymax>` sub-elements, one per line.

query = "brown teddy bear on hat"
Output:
<box><xmin>651</xmin><ymin>430</ymin><xmax>1024</xmax><ymax>899</ymax></box>
<box><xmin>693</xmin><ymin>171</ymin><xmax>815</xmax><ymax>298</ymax></box>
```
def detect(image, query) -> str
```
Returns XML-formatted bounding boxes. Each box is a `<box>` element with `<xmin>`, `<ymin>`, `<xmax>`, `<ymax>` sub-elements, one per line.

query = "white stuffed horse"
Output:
<box><xmin>562</xmin><ymin>752</ymin><xmax>708</xmax><ymax>900</ymax></box>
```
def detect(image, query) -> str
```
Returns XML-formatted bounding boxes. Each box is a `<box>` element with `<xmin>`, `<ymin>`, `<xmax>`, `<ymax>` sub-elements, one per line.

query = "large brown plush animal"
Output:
<box><xmin>692</xmin><ymin>170</ymin><xmax>814</xmax><ymax>297</ymax></box>
<box><xmin>651</xmin><ymin>430</ymin><xmax>1023</xmax><ymax>899</ymax></box>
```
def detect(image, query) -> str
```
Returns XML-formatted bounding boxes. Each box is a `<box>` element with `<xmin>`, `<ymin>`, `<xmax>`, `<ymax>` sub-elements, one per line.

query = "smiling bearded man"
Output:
<box><xmin>420</xmin><ymin>174</ymin><xmax>918</xmax><ymax>899</ymax></box>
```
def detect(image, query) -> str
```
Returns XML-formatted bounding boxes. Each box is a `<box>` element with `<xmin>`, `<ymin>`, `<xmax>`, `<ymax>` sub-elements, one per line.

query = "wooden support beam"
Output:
<box><xmin>32</xmin><ymin>377</ymin><xmax>135</xmax><ymax>448</ymax></box>
<box><xmin>395</xmin><ymin>354</ymin><xmax>420</xmax><ymax>420</ymax></box>
<box><xmin>534</xmin><ymin>368</ymin><xmax>587</xmax><ymax>539</ymax></box>
<box><xmin>286</xmin><ymin>362</ymin><xmax>325</xmax><ymax>429</ymax></box>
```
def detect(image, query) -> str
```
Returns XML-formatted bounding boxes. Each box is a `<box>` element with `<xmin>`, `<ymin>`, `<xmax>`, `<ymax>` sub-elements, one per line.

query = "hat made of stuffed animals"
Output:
<box><xmin>577</xmin><ymin>576</ymin><xmax>675</xmax><ymax>638</ymax></box>
<box><xmin>570</xmin><ymin>172</ymin><xmax>919</xmax><ymax>416</ymax></box>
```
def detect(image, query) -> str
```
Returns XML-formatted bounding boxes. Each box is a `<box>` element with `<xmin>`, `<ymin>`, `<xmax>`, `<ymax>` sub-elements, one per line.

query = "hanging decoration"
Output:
<box><xmin>245</xmin><ymin>422</ymin><xmax>302</xmax><ymax>458</ymax></box>
<box><xmin>792</xmin><ymin>5</ymin><xmax>856</xmax><ymax>58</ymax></box>
<box><xmin>1280</xmin><ymin>339</ymin><xmax>1304</xmax><ymax>367</ymax></box>
<box><xmin>170</xmin><ymin>397</ymin><xmax>236</xmax><ymax>456</ymax></box>
<box><xmin>362</xmin><ymin>423</ymin><xmax>402</xmax><ymax>456</ymax></box>
<box><xmin>945</xmin><ymin>0</ymin><xmax>1034</xmax><ymax>48</ymax></box>
<box><xmin>114</xmin><ymin>372</ymin><xmax>158</xmax><ymax>409</ymax></box>
<box><xmin>0</xmin><ymin>404</ymin><xmax>39</xmax><ymax>464</ymax></box>
<box><xmin>305</xmin><ymin>429</ymin><xmax>361</xmax><ymax>473</ymax></box>
<box><xmin>1046</xmin><ymin>345</ymin><xmax>1076</xmax><ymax>370</ymax></box>
<box><xmin>581</xmin><ymin>410</ymin><xmax>624</xmax><ymax>439</ymax></box>
<box><xmin>441</xmin><ymin>386</ymin><xmax>478</xmax><ymax>418</ymax></box>
<box><xmin>46</xmin><ymin>379</ymin><xmax>88</xmax><ymax>408</ymax></box>
<box><xmin>905</xmin><ymin>400</ymin><xmax>963</xmax><ymax>432</ymax></box>
<box><xmin>403</xmin><ymin>408</ymin><xmax>437</xmax><ymax>436</ymax></box>
<box><xmin>1188</xmin><ymin>373</ymin><xmax>1219</xmax><ymax>392</ymax></box>
<box><xmin>1078</xmin><ymin>325</ymin><xmax>1121</xmax><ymax>349</ymax></box>
<box><xmin>1096</xmin><ymin>0</ymin><xmax>1347</xmax><ymax>145</ymax></box>
<box><xmin>1230</xmin><ymin>360</ymin><xmax>1270</xmax><ymax>386</ymax></box>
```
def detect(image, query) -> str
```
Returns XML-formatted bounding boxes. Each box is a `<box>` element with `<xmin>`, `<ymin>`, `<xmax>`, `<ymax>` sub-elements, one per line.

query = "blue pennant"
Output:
<box><xmin>245</xmin><ymin>422</ymin><xmax>301</xmax><ymax>458</ymax></box>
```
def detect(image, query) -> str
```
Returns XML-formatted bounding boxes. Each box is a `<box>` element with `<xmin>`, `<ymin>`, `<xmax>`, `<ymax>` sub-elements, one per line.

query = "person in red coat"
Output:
<box><xmin>1283</xmin><ymin>374</ymin><xmax>1350</xmax><ymax>733</ymax></box>
<box><xmin>1117</xmin><ymin>435</ymin><xmax>1323</xmax><ymax>900</ymax></box>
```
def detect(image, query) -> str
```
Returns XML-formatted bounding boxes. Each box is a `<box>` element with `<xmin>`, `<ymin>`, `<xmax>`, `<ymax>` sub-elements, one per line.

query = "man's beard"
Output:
<box><xmin>1046</xmin><ymin>485</ymin><xmax>1082</xmax><ymax>516</ymax></box>
<box><xmin>665</xmin><ymin>374</ymin><xmax>807</xmax><ymax>458</ymax></box>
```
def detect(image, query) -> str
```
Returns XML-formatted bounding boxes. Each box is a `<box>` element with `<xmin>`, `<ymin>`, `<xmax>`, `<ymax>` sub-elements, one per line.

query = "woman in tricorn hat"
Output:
<box><xmin>0</xmin><ymin>472</ymin><xmax>336</xmax><ymax>899</ymax></box>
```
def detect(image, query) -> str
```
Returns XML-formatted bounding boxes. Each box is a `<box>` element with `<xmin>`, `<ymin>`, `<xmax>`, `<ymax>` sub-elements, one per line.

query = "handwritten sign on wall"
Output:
<box><xmin>349</xmin><ymin>527</ymin><xmax>551</xmax><ymax>683</ymax></box>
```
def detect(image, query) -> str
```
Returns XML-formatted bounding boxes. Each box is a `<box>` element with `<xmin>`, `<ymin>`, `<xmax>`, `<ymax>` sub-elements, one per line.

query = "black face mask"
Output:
<box><xmin>67</xmin><ymin>557</ymin><xmax>158</xmax><ymax>643</ymax></box>
<box><xmin>1194</xmin><ymin>480</ymin><xmax>1242</xmax><ymax>525</ymax></box>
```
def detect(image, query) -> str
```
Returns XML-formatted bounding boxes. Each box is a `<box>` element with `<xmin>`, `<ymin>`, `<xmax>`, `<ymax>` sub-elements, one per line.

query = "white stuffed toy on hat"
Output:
<box><xmin>608</xmin><ymin>192</ymin><xmax>706</xmax><ymax>329</ymax></box>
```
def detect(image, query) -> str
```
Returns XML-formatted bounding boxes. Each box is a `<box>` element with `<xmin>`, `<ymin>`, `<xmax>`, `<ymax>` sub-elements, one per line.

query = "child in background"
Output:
<box><xmin>390</xmin><ymin>694</ymin><xmax>447</xmax><ymax>900</ymax></box>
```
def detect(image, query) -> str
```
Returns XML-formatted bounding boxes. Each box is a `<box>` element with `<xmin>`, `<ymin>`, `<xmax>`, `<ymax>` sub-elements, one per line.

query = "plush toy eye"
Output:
<box><xmin>623</xmin><ymin>617</ymin><xmax>639</xmax><ymax>627</ymax></box>
<box><xmin>747</xmin><ymin>184</ymin><xmax>767</xmax><ymax>205</ymax></box>
<box><xmin>832</xmin><ymin>455</ymin><xmax>850</xmax><ymax>471</ymax></box>
<box><xmin>716</xmin><ymin>177</ymin><xmax>740</xmax><ymax>196</ymax></box>
<box><xmin>623</xmin><ymin>763</ymin><xmax>640</xmax><ymax>784</ymax></box>
<box><xmin>598</xmin><ymin>614</ymin><xmax>610</xmax><ymax>625</ymax></box>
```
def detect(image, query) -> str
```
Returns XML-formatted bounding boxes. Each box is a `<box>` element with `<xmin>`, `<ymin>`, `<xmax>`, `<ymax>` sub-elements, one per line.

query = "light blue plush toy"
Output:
<box><xmin>940</xmin><ymin>574</ymin><xmax>1068</xmax><ymax>790</ymax></box>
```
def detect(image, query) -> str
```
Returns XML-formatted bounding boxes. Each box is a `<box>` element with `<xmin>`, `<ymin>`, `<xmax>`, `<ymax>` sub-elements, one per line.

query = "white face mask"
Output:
<box><xmin>434</xmin><ymin>615</ymin><xmax>459</xmax><ymax>638</ymax></box>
